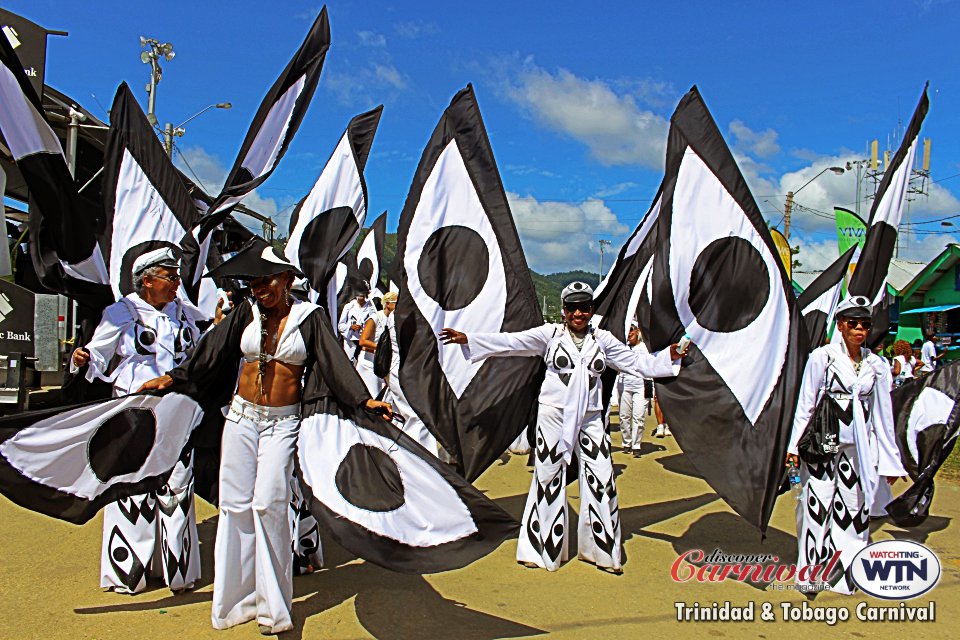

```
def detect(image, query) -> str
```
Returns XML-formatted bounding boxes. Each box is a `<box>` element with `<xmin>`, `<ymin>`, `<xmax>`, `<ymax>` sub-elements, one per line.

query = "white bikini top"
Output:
<box><xmin>240</xmin><ymin>299</ymin><xmax>312</xmax><ymax>366</ymax></box>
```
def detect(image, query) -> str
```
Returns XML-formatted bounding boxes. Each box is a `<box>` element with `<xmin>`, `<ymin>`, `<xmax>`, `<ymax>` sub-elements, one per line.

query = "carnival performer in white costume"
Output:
<box><xmin>71</xmin><ymin>248</ymin><xmax>201</xmax><ymax>594</ymax></box>
<box><xmin>338</xmin><ymin>285</ymin><xmax>376</xmax><ymax>362</ymax></box>
<box><xmin>356</xmin><ymin>291</ymin><xmax>391</xmax><ymax>397</ymax></box>
<box><xmin>617</xmin><ymin>324</ymin><xmax>651</xmax><ymax>458</ymax></box>
<box><xmin>440</xmin><ymin>282</ymin><xmax>683</xmax><ymax>573</ymax></box>
<box><xmin>785</xmin><ymin>296</ymin><xmax>907</xmax><ymax>594</ymax></box>
<box><xmin>139</xmin><ymin>242</ymin><xmax>390</xmax><ymax>634</ymax></box>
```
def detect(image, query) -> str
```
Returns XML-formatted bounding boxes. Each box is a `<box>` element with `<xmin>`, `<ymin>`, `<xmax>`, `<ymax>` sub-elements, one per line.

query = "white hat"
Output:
<box><xmin>132</xmin><ymin>247</ymin><xmax>179</xmax><ymax>275</ymax></box>
<box><xmin>561</xmin><ymin>281</ymin><xmax>594</xmax><ymax>304</ymax></box>
<box><xmin>835</xmin><ymin>295</ymin><xmax>873</xmax><ymax>319</ymax></box>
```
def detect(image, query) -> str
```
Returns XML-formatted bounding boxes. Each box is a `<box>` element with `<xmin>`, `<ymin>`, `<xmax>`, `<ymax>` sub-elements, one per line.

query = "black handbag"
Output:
<box><xmin>373</xmin><ymin>329</ymin><xmax>392</xmax><ymax>378</ymax></box>
<box><xmin>797</xmin><ymin>357</ymin><xmax>841</xmax><ymax>464</ymax></box>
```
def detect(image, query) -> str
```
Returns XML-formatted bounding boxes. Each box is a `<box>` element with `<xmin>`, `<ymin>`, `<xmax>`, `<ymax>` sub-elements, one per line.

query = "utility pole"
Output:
<box><xmin>598</xmin><ymin>239</ymin><xmax>611</xmax><ymax>283</ymax></box>
<box><xmin>783</xmin><ymin>191</ymin><xmax>794</xmax><ymax>239</ymax></box>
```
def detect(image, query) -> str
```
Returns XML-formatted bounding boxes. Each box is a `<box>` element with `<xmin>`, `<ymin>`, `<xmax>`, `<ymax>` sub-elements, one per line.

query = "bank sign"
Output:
<box><xmin>0</xmin><ymin>9</ymin><xmax>56</xmax><ymax>98</ymax></box>
<box><xmin>0</xmin><ymin>279</ymin><xmax>36</xmax><ymax>357</ymax></box>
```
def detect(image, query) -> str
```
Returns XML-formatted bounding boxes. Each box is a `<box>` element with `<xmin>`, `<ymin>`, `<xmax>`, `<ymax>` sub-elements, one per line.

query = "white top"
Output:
<box><xmin>386</xmin><ymin>311</ymin><xmax>400</xmax><ymax>377</ymax></box>
<box><xmin>893</xmin><ymin>354</ymin><xmax>914</xmax><ymax>382</ymax></box>
<box><xmin>617</xmin><ymin>342</ymin><xmax>650</xmax><ymax>394</ymax></box>
<box><xmin>787</xmin><ymin>342</ymin><xmax>906</xmax><ymax>507</ymax></box>
<box><xmin>921</xmin><ymin>340</ymin><xmax>937</xmax><ymax>371</ymax></box>
<box><xmin>79</xmin><ymin>293</ymin><xmax>201</xmax><ymax>395</ymax></box>
<box><xmin>466</xmin><ymin>324</ymin><xmax>679</xmax><ymax>462</ymax></box>
<box><xmin>240</xmin><ymin>299</ymin><xmax>312</xmax><ymax>366</ymax></box>
<box><xmin>338</xmin><ymin>299</ymin><xmax>377</xmax><ymax>343</ymax></box>
<box><xmin>358</xmin><ymin>310</ymin><xmax>389</xmax><ymax>368</ymax></box>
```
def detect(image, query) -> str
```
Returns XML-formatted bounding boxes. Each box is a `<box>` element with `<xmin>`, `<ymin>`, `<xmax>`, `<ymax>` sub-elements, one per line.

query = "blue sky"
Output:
<box><xmin>7</xmin><ymin>0</ymin><xmax>960</xmax><ymax>275</ymax></box>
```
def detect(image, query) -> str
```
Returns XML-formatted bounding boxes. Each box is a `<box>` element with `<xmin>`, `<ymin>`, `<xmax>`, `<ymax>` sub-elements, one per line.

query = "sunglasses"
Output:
<box><xmin>843</xmin><ymin>318</ymin><xmax>872</xmax><ymax>330</ymax></box>
<box><xmin>151</xmin><ymin>274</ymin><xmax>181</xmax><ymax>284</ymax></box>
<box><xmin>563</xmin><ymin>301</ymin><xmax>594</xmax><ymax>313</ymax></box>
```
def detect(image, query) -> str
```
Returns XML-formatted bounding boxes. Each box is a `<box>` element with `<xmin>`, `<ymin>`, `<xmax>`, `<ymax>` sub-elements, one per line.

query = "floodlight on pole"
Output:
<box><xmin>140</xmin><ymin>36</ymin><xmax>175</xmax><ymax>126</ymax></box>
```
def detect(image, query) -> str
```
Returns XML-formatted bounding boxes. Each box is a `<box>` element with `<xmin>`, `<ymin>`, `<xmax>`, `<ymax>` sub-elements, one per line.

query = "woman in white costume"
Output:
<box><xmin>356</xmin><ymin>291</ymin><xmax>391</xmax><ymax>397</ymax></box>
<box><xmin>617</xmin><ymin>324</ymin><xmax>651</xmax><ymax>458</ymax></box>
<box><xmin>440</xmin><ymin>282</ymin><xmax>683</xmax><ymax>573</ymax></box>
<box><xmin>140</xmin><ymin>242</ymin><xmax>390</xmax><ymax>635</ymax></box>
<box><xmin>72</xmin><ymin>248</ymin><xmax>201</xmax><ymax>594</ymax></box>
<box><xmin>785</xmin><ymin>296</ymin><xmax>907</xmax><ymax>594</ymax></box>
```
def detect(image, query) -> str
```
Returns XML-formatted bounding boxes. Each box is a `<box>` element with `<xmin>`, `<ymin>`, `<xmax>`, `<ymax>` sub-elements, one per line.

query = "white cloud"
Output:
<box><xmin>729</xmin><ymin>120</ymin><xmax>780</xmax><ymax>158</ymax></box>
<box><xmin>174</xmin><ymin>145</ymin><xmax>282</xmax><ymax>232</ymax></box>
<box><xmin>593</xmin><ymin>182</ymin><xmax>638</xmax><ymax>198</ymax></box>
<box><xmin>356</xmin><ymin>30</ymin><xmax>387</xmax><ymax>48</ymax></box>
<box><xmin>393</xmin><ymin>20</ymin><xmax>439</xmax><ymax>39</ymax></box>
<box><xmin>506</xmin><ymin>191</ymin><xmax>629</xmax><ymax>274</ymax></box>
<box><xmin>504</xmin><ymin>64</ymin><xmax>668</xmax><ymax>169</ymax></box>
<box><xmin>374</xmin><ymin>63</ymin><xmax>407</xmax><ymax>90</ymax></box>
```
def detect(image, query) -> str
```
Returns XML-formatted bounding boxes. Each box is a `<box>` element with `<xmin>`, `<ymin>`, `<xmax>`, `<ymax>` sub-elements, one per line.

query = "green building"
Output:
<box><xmin>896</xmin><ymin>243</ymin><xmax>960</xmax><ymax>360</ymax></box>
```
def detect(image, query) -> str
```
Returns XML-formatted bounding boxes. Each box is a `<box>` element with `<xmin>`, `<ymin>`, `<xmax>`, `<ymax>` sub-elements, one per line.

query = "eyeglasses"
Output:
<box><xmin>151</xmin><ymin>274</ymin><xmax>181</xmax><ymax>284</ymax></box>
<box><xmin>563</xmin><ymin>301</ymin><xmax>594</xmax><ymax>313</ymax></box>
<box><xmin>843</xmin><ymin>318</ymin><xmax>872</xmax><ymax>330</ymax></box>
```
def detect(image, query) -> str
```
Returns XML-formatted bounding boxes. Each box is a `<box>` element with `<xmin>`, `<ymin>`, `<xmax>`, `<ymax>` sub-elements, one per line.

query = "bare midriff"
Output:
<box><xmin>237</xmin><ymin>360</ymin><xmax>305</xmax><ymax>407</ymax></box>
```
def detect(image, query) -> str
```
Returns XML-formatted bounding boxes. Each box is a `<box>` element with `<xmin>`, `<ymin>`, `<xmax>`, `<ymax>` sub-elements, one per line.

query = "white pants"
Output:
<box><xmin>356</xmin><ymin>352</ymin><xmax>385</xmax><ymax>397</ymax></box>
<box><xmin>517</xmin><ymin>404</ymin><xmax>621</xmax><ymax>571</ymax></box>
<box><xmin>100</xmin><ymin>454</ymin><xmax>199</xmax><ymax>593</ymax></box>
<box><xmin>618</xmin><ymin>389</ymin><xmax>648</xmax><ymax>452</ymax></box>
<box><xmin>211</xmin><ymin>397</ymin><xmax>299</xmax><ymax>634</ymax></box>
<box><xmin>386</xmin><ymin>372</ymin><xmax>438</xmax><ymax>455</ymax></box>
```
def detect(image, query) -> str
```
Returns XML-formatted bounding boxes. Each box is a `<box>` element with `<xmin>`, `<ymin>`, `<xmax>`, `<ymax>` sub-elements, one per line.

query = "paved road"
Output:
<box><xmin>1</xmin><ymin>414</ymin><xmax>957</xmax><ymax>639</ymax></box>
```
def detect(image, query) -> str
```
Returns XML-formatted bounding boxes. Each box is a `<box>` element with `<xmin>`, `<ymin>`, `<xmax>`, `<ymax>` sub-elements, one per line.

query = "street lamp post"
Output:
<box><xmin>598</xmin><ymin>239</ymin><xmax>611</xmax><ymax>283</ymax></box>
<box><xmin>783</xmin><ymin>166</ymin><xmax>845</xmax><ymax>239</ymax></box>
<box><xmin>163</xmin><ymin>102</ymin><xmax>232</xmax><ymax>157</ymax></box>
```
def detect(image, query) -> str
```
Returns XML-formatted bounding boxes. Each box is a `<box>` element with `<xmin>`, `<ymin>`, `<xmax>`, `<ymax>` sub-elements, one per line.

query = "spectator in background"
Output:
<box><xmin>617</xmin><ymin>324</ymin><xmax>651</xmax><ymax>458</ymax></box>
<box><xmin>921</xmin><ymin>332</ymin><xmax>943</xmax><ymax>373</ymax></box>
<box><xmin>338</xmin><ymin>285</ymin><xmax>376</xmax><ymax>363</ymax></box>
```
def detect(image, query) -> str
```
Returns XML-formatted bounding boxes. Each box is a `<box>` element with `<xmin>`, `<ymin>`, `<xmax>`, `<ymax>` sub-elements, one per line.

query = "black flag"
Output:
<box><xmin>594</xmin><ymin>187</ymin><xmax>662</xmax><ymax>342</ymax></box>
<box><xmin>0</xmin><ymin>393</ymin><xmax>203</xmax><ymax>524</ymax></box>
<box><xmin>797</xmin><ymin>245</ymin><xmax>857</xmax><ymax>349</ymax></box>
<box><xmin>846</xmin><ymin>85</ymin><xmax>929</xmax><ymax>345</ymax></box>
<box><xmin>887</xmin><ymin>361</ymin><xmax>960</xmax><ymax>527</ymax></box>
<box><xmin>182</xmin><ymin>8</ymin><xmax>332</xmax><ymax>295</ymax></box>
<box><xmin>101</xmin><ymin>83</ymin><xmax>218</xmax><ymax>314</ymax></box>
<box><xmin>0</xmin><ymin>33</ymin><xmax>110</xmax><ymax>305</ymax></box>
<box><xmin>285</xmin><ymin>106</ymin><xmax>382</xmax><ymax>320</ymax></box>
<box><xmin>648</xmin><ymin>86</ymin><xmax>808</xmax><ymax>533</ymax></box>
<box><xmin>394</xmin><ymin>85</ymin><xmax>545</xmax><ymax>480</ymax></box>
<box><xmin>297</xmin><ymin>407</ymin><xmax>518</xmax><ymax>573</ymax></box>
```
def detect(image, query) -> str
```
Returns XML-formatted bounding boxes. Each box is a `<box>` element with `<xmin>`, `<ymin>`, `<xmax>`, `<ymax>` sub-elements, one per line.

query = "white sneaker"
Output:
<box><xmin>655</xmin><ymin>425</ymin><xmax>664</xmax><ymax>438</ymax></box>
<box><xmin>663</xmin><ymin>425</ymin><xmax>672</xmax><ymax>437</ymax></box>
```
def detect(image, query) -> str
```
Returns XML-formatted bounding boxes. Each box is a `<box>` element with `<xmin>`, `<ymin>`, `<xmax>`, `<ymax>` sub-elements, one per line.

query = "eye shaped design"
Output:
<box><xmin>134</xmin><ymin>325</ymin><xmax>157</xmax><ymax>355</ymax></box>
<box><xmin>550</xmin><ymin>343</ymin><xmax>575</xmax><ymax>372</ymax></box>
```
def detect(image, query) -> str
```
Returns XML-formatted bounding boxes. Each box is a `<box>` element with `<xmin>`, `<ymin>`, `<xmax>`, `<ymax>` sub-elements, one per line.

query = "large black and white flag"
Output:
<box><xmin>102</xmin><ymin>83</ymin><xmax>218</xmax><ymax>315</ymax></box>
<box><xmin>285</xmin><ymin>106</ymin><xmax>382</xmax><ymax>318</ymax></box>
<box><xmin>796</xmin><ymin>245</ymin><xmax>857</xmax><ymax>349</ymax></box>
<box><xmin>0</xmin><ymin>393</ymin><xmax>203</xmax><ymax>524</ymax></box>
<box><xmin>356</xmin><ymin>210</ymin><xmax>387</xmax><ymax>297</ymax></box>
<box><xmin>886</xmin><ymin>361</ymin><xmax>960</xmax><ymax>527</ymax></box>
<box><xmin>0</xmin><ymin>33</ymin><xmax>109</xmax><ymax>304</ymax></box>
<box><xmin>594</xmin><ymin>187</ymin><xmax>662</xmax><ymax>342</ymax></box>
<box><xmin>395</xmin><ymin>85</ymin><xmax>545</xmax><ymax>481</ymax></box>
<box><xmin>647</xmin><ymin>86</ymin><xmax>808</xmax><ymax>532</ymax></box>
<box><xmin>182</xmin><ymin>8</ymin><xmax>331</xmax><ymax>294</ymax></box>
<box><xmin>846</xmin><ymin>84</ymin><xmax>929</xmax><ymax>344</ymax></box>
<box><xmin>297</xmin><ymin>406</ymin><xmax>518</xmax><ymax>573</ymax></box>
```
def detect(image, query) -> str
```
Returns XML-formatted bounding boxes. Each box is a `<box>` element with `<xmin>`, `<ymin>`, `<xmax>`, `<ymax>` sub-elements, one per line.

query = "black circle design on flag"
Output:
<box><xmin>418</xmin><ymin>226</ymin><xmax>489</xmax><ymax>311</ymax></box>
<box><xmin>296</xmin><ymin>205</ymin><xmax>357</xmax><ymax>291</ymax></box>
<box><xmin>334</xmin><ymin>443</ymin><xmax>405</xmax><ymax>512</ymax></box>
<box><xmin>118</xmin><ymin>241</ymin><xmax>182</xmax><ymax>297</ymax></box>
<box><xmin>689</xmin><ymin>237</ymin><xmax>770</xmax><ymax>333</ymax></box>
<box><xmin>88</xmin><ymin>408</ymin><xmax>158</xmax><ymax>483</ymax></box>
<box><xmin>358</xmin><ymin>257</ymin><xmax>375</xmax><ymax>282</ymax></box>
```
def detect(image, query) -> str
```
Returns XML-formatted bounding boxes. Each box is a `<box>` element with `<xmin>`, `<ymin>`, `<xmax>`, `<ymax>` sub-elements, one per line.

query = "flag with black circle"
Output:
<box><xmin>0</xmin><ymin>392</ymin><xmax>203</xmax><ymax>524</ymax></box>
<box><xmin>0</xmin><ymin>33</ymin><xmax>110</xmax><ymax>305</ymax></box>
<box><xmin>181</xmin><ymin>7</ymin><xmax>331</xmax><ymax>295</ymax></box>
<box><xmin>886</xmin><ymin>361</ymin><xmax>960</xmax><ymax>527</ymax></box>
<box><xmin>594</xmin><ymin>188</ymin><xmax>662</xmax><ymax>342</ymax></box>
<box><xmin>101</xmin><ymin>83</ymin><xmax>219</xmax><ymax>315</ymax></box>
<box><xmin>355</xmin><ymin>211</ymin><xmax>387</xmax><ymax>298</ymax></box>
<box><xmin>394</xmin><ymin>84</ymin><xmax>545</xmax><ymax>481</ymax></box>
<box><xmin>285</xmin><ymin>106</ymin><xmax>382</xmax><ymax>319</ymax></box>
<box><xmin>296</xmin><ymin>406</ymin><xmax>519</xmax><ymax>573</ymax></box>
<box><xmin>797</xmin><ymin>245</ymin><xmax>857</xmax><ymax>349</ymax></box>
<box><xmin>846</xmin><ymin>85</ymin><xmax>928</xmax><ymax>343</ymax></box>
<box><xmin>647</xmin><ymin>86</ymin><xmax>808</xmax><ymax>533</ymax></box>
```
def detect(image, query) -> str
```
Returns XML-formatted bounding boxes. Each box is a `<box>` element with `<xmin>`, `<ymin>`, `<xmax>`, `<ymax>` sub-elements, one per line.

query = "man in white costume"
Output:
<box><xmin>338</xmin><ymin>285</ymin><xmax>376</xmax><ymax>362</ymax></box>
<box><xmin>72</xmin><ymin>248</ymin><xmax>201</xmax><ymax>594</ymax></box>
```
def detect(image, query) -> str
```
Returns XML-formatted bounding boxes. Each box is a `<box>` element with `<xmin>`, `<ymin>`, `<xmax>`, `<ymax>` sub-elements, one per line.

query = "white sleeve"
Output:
<box><xmin>467</xmin><ymin>325</ymin><xmax>553</xmax><ymax>362</ymax></box>
<box><xmin>338</xmin><ymin>303</ymin><xmax>351</xmax><ymax>335</ymax></box>
<box><xmin>81</xmin><ymin>304</ymin><xmax>129</xmax><ymax>382</ymax></box>
<box><xmin>872</xmin><ymin>360</ymin><xmax>907</xmax><ymax>476</ymax></box>
<box><xmin>787</xmin><ymin>349</ymin><xmax>829</xmax><ymax>455</ymax></box>
<box><xmin>599</xmin><ymin>331</ymin><xmax>678</xmax><ymax>378</ymax></box>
